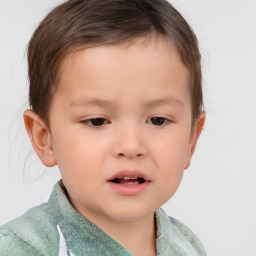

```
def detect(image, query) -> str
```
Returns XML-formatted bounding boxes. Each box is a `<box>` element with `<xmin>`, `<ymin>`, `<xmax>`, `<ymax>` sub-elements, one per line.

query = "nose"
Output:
<box><xmin>111</xmin><ymin>125</ymin><xmax>148</xmax><ymax>160</ymax></box>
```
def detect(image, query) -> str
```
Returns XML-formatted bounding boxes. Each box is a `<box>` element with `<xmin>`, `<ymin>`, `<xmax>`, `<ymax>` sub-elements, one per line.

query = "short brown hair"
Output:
<box><xmin>27</xmin><ymin>0</ymin><xmax>203</xmax><ymax>128</ymax></box>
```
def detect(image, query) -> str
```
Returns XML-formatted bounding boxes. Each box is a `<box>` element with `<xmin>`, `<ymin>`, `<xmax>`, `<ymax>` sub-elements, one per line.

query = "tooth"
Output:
<box><xmin>120</xmin><ymin>181</ymin><xmax>139</xmax><ymax>185</ymax></box>
<box><xmin>123</xmin><ymin>177</ymin><xmax>138</xmax><ymax>180</ymax></box>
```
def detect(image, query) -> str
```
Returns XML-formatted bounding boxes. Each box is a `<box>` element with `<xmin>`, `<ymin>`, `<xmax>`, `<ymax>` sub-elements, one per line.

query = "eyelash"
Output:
<box><xmin>80</xmin><ymin>117</ymin><xmax>171</xmax><ymax>127</ymax></box>
<box><xmin>80</xmin><ymin>118</ymin><xmax>109</xmax><ymax>127</ymax></box>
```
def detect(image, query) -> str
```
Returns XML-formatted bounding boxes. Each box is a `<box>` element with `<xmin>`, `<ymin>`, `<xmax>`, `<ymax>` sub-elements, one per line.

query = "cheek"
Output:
<box><xmin>54</xmin><ymin>134</ymin><xmax>107</xmax><ymax>197</ymax></box>
<box><xmin>151</xmin><ymin>129</ymin><xmax>191</xmax><ymax>169</ymax></box>
<box><xmin>52</xmin><ymin>128</ymin><xmax>109</xmax><ymax>175</ymax></box>
<box><xmin>149</xmin><ymin>127</ymin><xmax>191</xmax><ymax>198</ymax></box>
<box><xmin>154</xmin><ymin>143</ymin><xmax>187</xmax><ymax>203</ymax></box>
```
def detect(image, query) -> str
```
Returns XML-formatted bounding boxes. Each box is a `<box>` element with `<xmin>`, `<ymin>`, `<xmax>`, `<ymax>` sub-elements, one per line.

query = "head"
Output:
<box><xmin>27</xmin><ymin>0</ymin><xmax>203</xmax><ymax>129</ymax></box>
<box><xmin>24</xmin><ymin>0</ymin><xmax>205</xmax><ymax>224</ymax></box>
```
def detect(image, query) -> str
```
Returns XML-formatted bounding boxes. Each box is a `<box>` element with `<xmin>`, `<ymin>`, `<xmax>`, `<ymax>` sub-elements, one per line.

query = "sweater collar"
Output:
<box><xmin>48</xmin><ymin>180</ymin><xmax>171</xmax><ymax>255</ymax></box>
<box><xmin>48</xmin><ymin>181</ymin><xmax>133</xmax><ymax>255</ymax></box>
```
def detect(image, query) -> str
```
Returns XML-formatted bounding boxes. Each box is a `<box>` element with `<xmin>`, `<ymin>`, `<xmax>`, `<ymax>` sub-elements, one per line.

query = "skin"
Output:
<box><xmin>24</xmin><ymin>37</ymin><xmax>205</xmax><ymax>256</ymax></box>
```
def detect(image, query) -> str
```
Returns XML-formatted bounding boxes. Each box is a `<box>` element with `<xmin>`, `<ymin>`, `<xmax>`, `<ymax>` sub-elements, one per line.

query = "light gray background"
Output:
<box><xmin>0</xmin><ymin>1</ymin><xmax>256</xmax><ymax>255</ymax></box>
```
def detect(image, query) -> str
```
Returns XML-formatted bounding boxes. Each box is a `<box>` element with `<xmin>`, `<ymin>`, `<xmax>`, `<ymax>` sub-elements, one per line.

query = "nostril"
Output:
<box><xmin>117</xmin><ymin>153</ymin><xmax>144</xmax><ymax>158</ymax></box>
<box><xmin>114</xmin><ymin>145</ymin><xmax>147</xmax><ymax>159</ymax></box>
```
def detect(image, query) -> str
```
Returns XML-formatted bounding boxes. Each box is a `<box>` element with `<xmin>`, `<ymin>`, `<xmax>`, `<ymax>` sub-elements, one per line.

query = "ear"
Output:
<box><xmin>185</xmin><ymin>111</ymin><xmax>206</xmax><ymax>169</ymax></box>
<box><xmin>23</xmin><ymin>110</ymin><xmax>57</xmax><ymax>167</ymax></box>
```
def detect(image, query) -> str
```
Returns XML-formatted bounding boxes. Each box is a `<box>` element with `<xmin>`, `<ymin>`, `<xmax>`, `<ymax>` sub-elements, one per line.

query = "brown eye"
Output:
<box><xmin>82</xmin><ymin>118</ymin><xmax>108</xmax><ymax>126</ymax></box>
<box><xmin>149</xmin><ymin>117</ymin><xmax>169</xmax><ymax>126</ymax></box>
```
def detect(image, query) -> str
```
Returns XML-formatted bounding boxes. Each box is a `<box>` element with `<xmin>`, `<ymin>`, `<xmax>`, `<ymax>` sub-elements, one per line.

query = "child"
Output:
<box><xmin>0</xmin><ymin>0</ymin><xmax>206</xmax><ymax>255</ymax></box>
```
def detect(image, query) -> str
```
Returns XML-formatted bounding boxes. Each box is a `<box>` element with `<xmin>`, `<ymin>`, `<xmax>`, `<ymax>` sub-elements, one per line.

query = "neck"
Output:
<box><xmin>67</xmin><ymin>191</ymin><xmax>157</xmax><ymax>256</ymax></box>
<box><xmin>107</xmin><ymin>214</ymin><xmax>157</xmax><ymax>256</ymax></box>
<box><xmin>84</xmin><ymin>211</ymin><xmax>157</xmax><ymax>256</ymax></box>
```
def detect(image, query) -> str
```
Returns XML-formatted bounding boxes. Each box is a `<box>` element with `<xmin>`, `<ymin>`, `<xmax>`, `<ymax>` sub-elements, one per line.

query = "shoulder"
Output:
<box><xmin>0</xmin><ymin>229</ymin><xmax>41</xmax><ymax>256</ymax></box>
<box><xmin>156</xmin><ymin>208</ymin><xmax>207</xmax><ymax>256</ymax></box>
<box><xmin>0</xmin><ymin>203</ymin><xmax>59</xmax><ymax>256</ymax></box>
<box><xmin>168</xmin><ymin>216</ymin><xmax>206</xmax><ymax>255</ymax></box>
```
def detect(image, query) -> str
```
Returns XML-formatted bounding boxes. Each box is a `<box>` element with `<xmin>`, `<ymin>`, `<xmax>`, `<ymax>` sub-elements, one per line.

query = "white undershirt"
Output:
<box><xmin>57</xmin><ymin>225</ymin><xmax>75</xmax><ymax>256</ymax></box>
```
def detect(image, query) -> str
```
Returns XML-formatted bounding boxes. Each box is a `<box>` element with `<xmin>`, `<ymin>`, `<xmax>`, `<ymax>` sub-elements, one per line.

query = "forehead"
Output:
<box><xmin>55</xmin><ymin>37</ymin><xmax>191</xmax><ymax>109</ymax></box>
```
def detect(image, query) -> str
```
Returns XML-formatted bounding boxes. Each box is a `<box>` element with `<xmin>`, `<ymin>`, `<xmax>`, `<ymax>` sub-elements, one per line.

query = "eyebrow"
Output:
<box><xmin>69</xmin><ymin>97</ymin><xmax>183</xmax><ymax>108</ymax></box>
<box><xmin>143</xmin><ymin>97</ymin><xmax>183</xmax><ymax>108</ymax></box>
<box><xmin>69</xmin><ymin>98</ymin><xmax>115</xmax><ymax>108</ymax></box>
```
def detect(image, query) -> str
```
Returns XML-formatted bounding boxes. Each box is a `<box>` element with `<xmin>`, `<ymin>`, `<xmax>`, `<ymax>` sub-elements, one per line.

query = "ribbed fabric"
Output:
<box><xmin>0</xmin><ymin>180</ymin><xmax>206</xmax><ymax>255</ymax></box>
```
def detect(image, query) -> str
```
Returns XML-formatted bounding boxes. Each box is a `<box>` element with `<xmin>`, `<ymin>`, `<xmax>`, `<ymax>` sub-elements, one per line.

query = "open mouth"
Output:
<box><xmin>110</xmin><ymin>177</ymin><xmax>146</xmax><ymax>185</ymax></box>
<box><xmin>108</xmin><ymin>171</ymin><xmax>150</xmax><ymax>195</ymax></box>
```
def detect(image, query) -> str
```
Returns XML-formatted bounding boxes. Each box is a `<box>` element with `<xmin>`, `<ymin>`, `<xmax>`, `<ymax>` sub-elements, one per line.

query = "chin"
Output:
<box><xmin>105</xmin><ymin>206</ymin><xmax>155</xmax><ymax>223</ymax></box>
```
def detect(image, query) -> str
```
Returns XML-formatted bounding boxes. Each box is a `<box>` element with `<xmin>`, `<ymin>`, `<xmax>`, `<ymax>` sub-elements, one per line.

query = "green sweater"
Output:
<box><xmin>0</xmin><ymin>181</ymin><xmax>206</xmax><ymax>255</ymax></box>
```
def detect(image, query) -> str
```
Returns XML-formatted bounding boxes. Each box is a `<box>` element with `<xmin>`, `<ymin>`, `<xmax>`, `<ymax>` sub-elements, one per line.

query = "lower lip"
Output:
<box><xmin>107</xmin><ymin>181</ymin><xmax>150</xmax><ymax>196</ymax></box>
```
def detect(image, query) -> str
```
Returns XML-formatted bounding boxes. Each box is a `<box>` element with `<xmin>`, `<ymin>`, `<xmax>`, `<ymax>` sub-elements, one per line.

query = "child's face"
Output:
<box><xmin>37</xmin><ymin>38</ymin><xmax>204</xmax><ymax>223</ymax></box>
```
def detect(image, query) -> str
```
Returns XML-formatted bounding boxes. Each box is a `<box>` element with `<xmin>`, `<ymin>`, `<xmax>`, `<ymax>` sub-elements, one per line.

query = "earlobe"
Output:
<box><xmin>185</xmin><ymin>111</ymin><xmax>206</xmax><ymax>169</ymax></box>
<box><xmin>23</xmin><ymin>110</ymin><xmax>57</xmax><ymax>167</ymax></box>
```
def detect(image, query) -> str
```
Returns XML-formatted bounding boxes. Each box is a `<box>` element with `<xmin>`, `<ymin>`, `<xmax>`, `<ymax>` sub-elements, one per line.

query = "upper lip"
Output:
<box><xmin>108</xmin><ymin>169</ymin><xmax>151</xmax><ymax>182</ymax></box>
